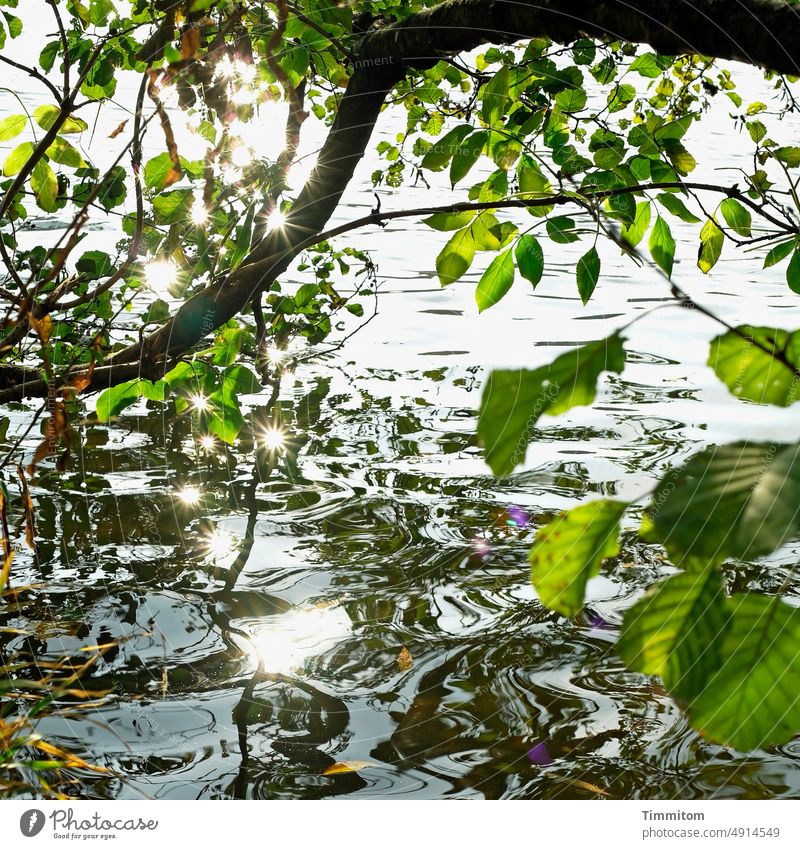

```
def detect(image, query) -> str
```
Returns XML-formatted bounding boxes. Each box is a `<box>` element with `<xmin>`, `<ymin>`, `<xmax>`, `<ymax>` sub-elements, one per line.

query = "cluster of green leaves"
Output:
<box><xmin>478</xmin><ymin>322</ymin><xmax>800</xmax><ymax>750</ymax></box>
<box><xmin>370</xmin><ymin>36</ymin><xmax>800</xmax><ymax>308</ymax></box>
<box><xmin>95</xmin><ymin>321</ymin><xmax>262</xmax><ymax>443</ymax></box>
<box><xmin>0</xmin><ymin>0</ymin><xmax>380</xmax><ymax>413</ymax></box>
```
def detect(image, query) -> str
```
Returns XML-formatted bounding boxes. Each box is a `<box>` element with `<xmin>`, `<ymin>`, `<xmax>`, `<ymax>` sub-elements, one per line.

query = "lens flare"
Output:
<box><xmin>191</xmin><ymin>202</ymin><xmax>209</xmax><ymax>226</ymax></box>
<box><xmin>176</xmin><ymin>485</ymin><xmax>201</xmax><ymax>506</ymax></box>
<box><xmin>231</xmin><ymin>142</ymin><xmax>253</xmax><ymax>168</ymax></box>
<box><xmin>199</xmin><ymin>434</ymin><xmax>216</xmax><ymax>451</ymax></box>
<box><xmin>269</xmin><ymin>208</ymin><xmax>285</xmax><ymax>229</ymax></box>
<box><xmin>143</xmin><ymin>259</ymin><xmax>177</xmax><ymax>295</ymax></box>
<box><xmin>190</xmin><ymin>394</ymin><xmax>209</xmax><ymax>412</ymax></box>
<box><xmin>203</xmin><ymin>528</ymin><xmax>237</xmax><ymax>561</ymax></box>
<box><xmin>261</xmin><ymin>426</ymin><xmax>285</xmax><ymax>452</ymax></box>
<box><xmin>265</xmin><ymin>345</ymin><xmax>284</xmax><ymax>365</ymax></box>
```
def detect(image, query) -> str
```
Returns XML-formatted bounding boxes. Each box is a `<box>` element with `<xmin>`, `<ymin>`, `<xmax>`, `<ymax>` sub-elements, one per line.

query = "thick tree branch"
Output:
<box><xmin>361</xmin><ymin>0</ymin><xmax>800</xmax><ymax>76</ymax></box>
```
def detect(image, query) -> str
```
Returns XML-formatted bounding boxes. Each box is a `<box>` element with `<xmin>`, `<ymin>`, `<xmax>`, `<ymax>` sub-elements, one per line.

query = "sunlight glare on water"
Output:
<box><xmin>249</xmin><ymin>605</ymin><xmax>352</xmax><ymax>675</ymax></box>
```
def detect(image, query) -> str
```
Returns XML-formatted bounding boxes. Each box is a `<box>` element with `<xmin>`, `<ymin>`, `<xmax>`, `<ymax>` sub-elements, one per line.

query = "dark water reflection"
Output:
<box><xmin>2</xmin><ymin>352</ymin><xmax>800</xmax><ymax>800</ymax></box>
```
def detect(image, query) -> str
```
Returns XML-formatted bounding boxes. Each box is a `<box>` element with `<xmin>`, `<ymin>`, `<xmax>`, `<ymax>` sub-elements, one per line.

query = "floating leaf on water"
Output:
<box><xmin>397</xmin><ymin>647</ymin><xmax>413</xmax><ymax>671</ymax></box>
<box><xmin>322</xmin><ymin>760</ymin><xmax>377</xmax><ymax>776</ymax></box>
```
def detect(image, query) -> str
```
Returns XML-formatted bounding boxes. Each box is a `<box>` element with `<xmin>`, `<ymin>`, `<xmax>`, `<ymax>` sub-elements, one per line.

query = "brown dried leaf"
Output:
<box><xmin>108</xmin><ymin>119</ymin><xmax>128</xmax><ymax>139</ymax></box>
<box><xmin>70</xmin><ymin>356</ymin><xmax>95</xmax><ymax>395</ymax></box>
<box><xmin>397</xmin><ymin>646</ymin><xmax>413</xmax><ymax>671</ymax></box>
<box><xmin>27</xmin><ymin>401</ymin><xmax>71</xmax><ymax>476</ymax></box>
<box><xmin>181</xmin><ymin>28</ymin><xmax>201</xmax><ymax>60</ymax></box>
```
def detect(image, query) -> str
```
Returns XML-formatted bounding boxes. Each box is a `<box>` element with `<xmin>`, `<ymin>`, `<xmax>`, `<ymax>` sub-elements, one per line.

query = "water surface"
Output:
<box><xmin>2</xmin><ymin>39</ymin><xmax>800</xmax><ymax>799</ymax></box>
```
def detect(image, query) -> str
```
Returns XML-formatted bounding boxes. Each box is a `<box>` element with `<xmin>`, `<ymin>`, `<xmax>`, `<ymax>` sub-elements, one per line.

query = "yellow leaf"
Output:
<box><xmin>397</xmin><ymin>646</ymin><xmax>413</xmax><ymax>671</ymax></box>
<box><xmin>322</xmin><ymin>760</ymin><xmax>377</xmax><ymax>776</ymax></box>
<box><xmin>29</xmin><ymin>313</ymin><xmax>53</xmax><ymax>343</ymax></box>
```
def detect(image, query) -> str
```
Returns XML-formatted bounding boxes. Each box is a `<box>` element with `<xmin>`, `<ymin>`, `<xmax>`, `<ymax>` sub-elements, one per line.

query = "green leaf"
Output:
<box><xmin>663</xmin><ymin>139</ymin><xmax>696</xmax><ymax>176</ymax></box>
<box><xmin>649</xmin><ymin>215</ymin><xmax>675</xmax><ymax>277</ymax></box>
<box><xmin>0</xmin><ymin>114</ymin><xmax>25</xmax><ymax>142</ymax></box>
<box><xmin>450</xmin><ymin>130</ymin><xmax>487</xmax><ymax>186</ymax></box>
<box><xmin>476</xmin><ymin>248</ymin><xmax>514</xmax><ymax>312</ymax></box>
<box><xmin>708</xmin><ymin>325</ymin><xmax>800</xmax><ymax>407</ymax></box>
<box><xmin>469</xmin><ymin>212</ymin><xmax>502</xmax><ymax>251</ymax></box>
<box><xmin>423</xmin><ymin>210</ymin><xmax>476</xmax><ymax>231</ymax></box>
<box><xmin>576</xmin><ymin>246</ymin><xmax>600</xmax><ymax>304</ymax></box>
<box><xmin>39</xmin><ymin>41</ymin><xmax>59</xmax><ymax>73</ymax></box>
<box><xmin>517</xmin><ymin>156</ymin><xmax>553</xmax><ymax>217</ymax></box>
<box><xmin>2</xmin><ymin>141</ymin><xmax>34</xmax><ymax>176</ymax></box>
<box><xmin>89</xmin><ymin>0</ymin><xmax>114</xmax><ymax>25</ymax></box>
<box><xmin>3</xmin><ymin>12</ymin><xmax>22</xmax><ymax>38</ymax></box>
<box><xmin>530</xmin><ymin>499</ymin><xmax>628</xmax><ymax>617</ymax></box>
<box><xmin>774</xmin><ymin>146</ymin><xmax>800</xmax><ymax>168</ymax></box>
<box><xmin>225</xmin><ymin>364</ymin><xmax>262</xmax><ymax>395</ymax></box>
<box><xmin>689</xmin><ymin>594</ymin><xmax>800</xmax><ymax>750</ymax></box>
<box><xmin>629</xmin><ymin>53</ymin><xmax>662</xmax><ymax>78</ymax></box>
<box><xmin>144</xmin><ymin>152</ymin><xmax>181</xmax><ymax>190</ymax></box>
<box><xmin>153</xmin><ymin>189</ymin><xmax>193</xmax><ymax>224</ymax></box>
<box><xmin>31</xmin><ymin>160</ymin><xmax>58</xmax><ymax>211</ymax></box>
<box><xmin>621</xmin><ymin>201</ymin><xmax>651</xmax><ymax>248</ymax></box>
<box><xmin>647</xmin><ymin>442</ymin><xmax>800</xmax><ymax>564</ymax></box>
<box><xmin>32</xmin><ymin>104</ymin><xmax>87</xmax><ymax>134</ymax></box>
<box><xmin>618</xmin><ymin>569</ymin><xmax>729</xmax><ymax>700</ymax></box>
<box><xmin>478</xmin><ymin>333</ymin><xmax>626</xmax><ymax>475</ymax></box>
<box><xmin>436</xmin><ymin>225</ymin><xmax>476</xmax><ymax>286</ymax></box>
<box><xmin>138</xmin><ymin>379</ymin><xmax>167</xmax><ymax>402</ymax></box>
<box><xmin>207</xmin><ymin>378</ymin><xmax>245</xmax><ymax>445</ymax></box>
<box><xmin>546</xmin><ymin>216</ymin><xmax>579</xmax><ymax>244</ymax></box>
<box><xmin>720</xmin><ymin>197</ymin><xmax>752</xmax><ymax>237</ymax></box>
<box><xmin>481</xmin><ymin>65</ymin><xmax>510</xmax><ymax>124</ymax></box>
<box><xmin>787</xmin><ymin>248</ymin><xmax>800</xmax><ymax>294</ymax></box>
<box><xmin>96</xmin><ymin>380</ymin><xmax>140</xmax><ymax>421</ymax></box>
<box><xmin>514</xmin><ymin>235</ymin><xmax>544</xmax><ymax>287</ymax></box>
<box><xmin>76</xmin><ymin>250</ymin><xmax>112</xmax><ymax>279</ymax></box>
<box><xmin>656</xmin><ymin>193</ymin><xmax>700</xmax><ymax>223</ymax></box>
<box><xmin>698</xmin><ymin>217</ymin><xmax>724</xmax><ymax>274</ymax></box>
<box><xmin>555</xmin><ymin>86</ymin><xmax>587</xmax><ymax>112</ymax></box>
<box><xmin>46</xmin><ymin>136</ymin><xmax>85</xmax><ymax>168</ymax></box>
<box><xmin>95</xmin><ymin>379</ymin><xmax>166</xmax><ymax>421</ymax></box>
<box><xmin>420</xmin><ymin>125</ymin><xmax>472</xmax><ymax>171</ymax></box>
<box><xmin>763</xmin><ymin>240</ymin><xmax>796</xmax><ymax>268</ymax></box>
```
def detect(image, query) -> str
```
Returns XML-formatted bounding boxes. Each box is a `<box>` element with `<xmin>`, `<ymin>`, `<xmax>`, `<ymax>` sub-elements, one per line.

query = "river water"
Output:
<box><xmin>2</xmin><ymin>11</ymin><xmax>800</xmax><ymax>798</ymax></box>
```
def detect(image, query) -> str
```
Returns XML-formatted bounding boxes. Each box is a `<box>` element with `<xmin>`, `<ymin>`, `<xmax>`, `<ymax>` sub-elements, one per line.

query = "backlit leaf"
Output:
<box><xmin>720</xmin><ymin>198</ymin><xmax>752</xmax><ymax>237</ymax></box>
<box><xmin>618</xmin><ymin>568</ymin><xmax>729</xmax><ymax>699</ymax></box>
<box><xmin>478</xmin><ymin>333</ymin><xmax>626</xmax><ymax>475</ymax></box>
<box><xmin>708</xmin><ymin>325</ymin><xmax>800</xmax><ymax>407</ymax></box>
<box><xmin>648</xmin><ymin>216</ymin><xmax>675</xmax><ymax>277</ymax></box>
<box><xmin>698</xmin><ymin>217</ymin><xmax>724</xmax><ymax>274</ymax></box>
<box><xmin>576</xmin><ymin>246</ymin><xmax>600</xmax><ymax>304</ymax></box>
<box><xmin>515</xmin><ymin>235</ymin><xmax>544</xmax><ymax>287</ymax></box>
<box><xmin>689</xmin><ymin>594</ymin><xmax>800</xmax><ymax>750</ymax></box>
<box><xmin>33</xmin><ymin>104</ymin><xmax>87</xmax><ymax>134</ymax></box>
<box><xmin>476</xmin><ymin>248</ymin><xmax>514</xmax><ymax>312</ymax></box>
<box><xmin>0</xmin><ymin>114</ymin><xmax>25</xmax><ymax>142</ymax></box>
<box><xmin>530</xmin><ymin>499</ymin><xmax>627</xmax><ymax>617</ymax></box>
<box><xmin>646</xmin><ymin>442</ymin><xmax>800</xmax><ymax>565</ymax></box>
<box><xmin>436</xmin><ymin>225</ymin><xmax>476</xmax><ymax>286</ymax></box>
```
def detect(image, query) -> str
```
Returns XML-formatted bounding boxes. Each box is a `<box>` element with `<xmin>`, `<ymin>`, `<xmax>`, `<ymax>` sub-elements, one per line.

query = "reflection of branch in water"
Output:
<box><xmin>198</xmin><ymin>375</ymin><xmax>353</xmax><ymax>797</ymax></box>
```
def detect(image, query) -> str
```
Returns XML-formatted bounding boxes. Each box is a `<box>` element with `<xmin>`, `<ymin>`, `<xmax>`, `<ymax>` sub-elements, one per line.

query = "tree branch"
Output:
<box><xmin>361</xmin><ymin>0</ymin><xmax>800</xmax><ymax>76</ymax></box>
